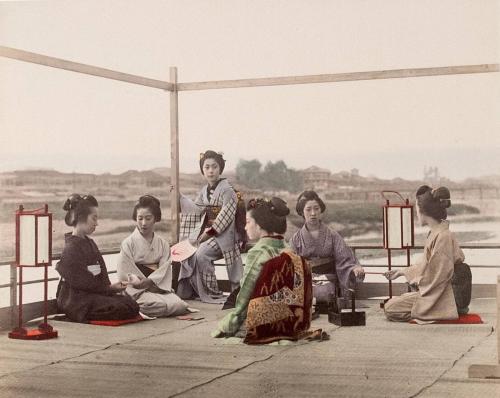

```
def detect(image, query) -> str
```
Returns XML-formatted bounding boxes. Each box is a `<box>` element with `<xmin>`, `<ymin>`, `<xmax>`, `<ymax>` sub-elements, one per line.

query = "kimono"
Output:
<box><xmin>117</xmin><ymin>228</ymin><xmax>189</xmax><ymax>317</ymax></box>
<box><xmin>177</xmin><ymin>178</ymin><xmax>243</xmax><ymax>303</ymax></box>
<box><xmin>56</xmin><ymin>233</ymin><xmax>139</xmax><ymax>323</ymax></box>
<box><xmin>289</xmin><ymin>222</ymin><xmax>361</xmax><ymax>302</ymax></box>
<box><xmin>215</xmin><ymin>237</ymin><xmax>314</xmax><ymax>343</ymax></box>
<box><xmin>385</xmin><ymin>220</ymin><xmax>465</xmax><ymax>322</ymax></box>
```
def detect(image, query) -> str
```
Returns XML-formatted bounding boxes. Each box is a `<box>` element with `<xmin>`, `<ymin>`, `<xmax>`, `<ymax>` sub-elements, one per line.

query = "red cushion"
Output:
<box><xmin>410</xmin><ymin>313</ymin><xmax>483</xmax><ymax>324</ymax></box>
<box><xmin>89</xmin><ymin>315</ymin><xmax>143</xmax><ymax>326</ymax></box>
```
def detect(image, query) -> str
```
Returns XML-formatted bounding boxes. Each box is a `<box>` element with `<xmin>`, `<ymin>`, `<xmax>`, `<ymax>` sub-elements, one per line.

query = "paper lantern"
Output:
<box><xmin>383</xmin><ymin>198</ymin><xmax>414</xmax><ymax>249</ymax></box>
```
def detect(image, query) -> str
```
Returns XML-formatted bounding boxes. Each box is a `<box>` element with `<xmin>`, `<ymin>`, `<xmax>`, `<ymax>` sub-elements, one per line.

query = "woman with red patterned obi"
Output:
<box><xmin>212</xmin><ymin>197</ymin><xmax>316</xmax><ymax>344</ymax></box>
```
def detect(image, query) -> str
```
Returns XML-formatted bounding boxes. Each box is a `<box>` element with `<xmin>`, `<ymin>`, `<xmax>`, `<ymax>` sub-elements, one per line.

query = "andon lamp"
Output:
<box><xmin>8</xmin><ymin>204</ymin><xmax>58</xmax><ymax>340</ymax></box>
<box><xmin>381</xmin><ymin>191</ymin><xmax>415</xmax><ymax>306</ymax></box>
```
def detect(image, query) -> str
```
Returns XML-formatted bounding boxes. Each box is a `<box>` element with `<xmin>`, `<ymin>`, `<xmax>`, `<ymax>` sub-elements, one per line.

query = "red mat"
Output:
<box><xmin>410</xmin><ymin>313</ymin><xmax>483</xmax><ymax>324</ymax></box>
<box><xmin>89</xmin><ymin>315</ymin><xmax>143</xmax><ymax>326</ymax></box>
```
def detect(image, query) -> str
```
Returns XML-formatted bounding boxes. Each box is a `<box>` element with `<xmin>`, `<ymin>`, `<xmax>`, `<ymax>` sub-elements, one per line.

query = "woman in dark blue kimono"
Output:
<box><xmin>55</xmin><ymin>194</ymin><xmax>139</xmax><ymax>323</ymax></box>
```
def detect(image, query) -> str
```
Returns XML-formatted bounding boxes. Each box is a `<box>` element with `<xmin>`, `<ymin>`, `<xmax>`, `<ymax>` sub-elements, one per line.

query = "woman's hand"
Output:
<box><xmin>198</xmin><ymin>228</ymin><xmax>213</xmax><ymax>244</ymax></box>
<box><xmin>352</xmin><ymin>266</ymin><xmax>365</xmax><ymax>281</ymax></box>
<box><xmin>109</xmin><ymin>281</ymin><xmax>128</xmax><ymax>292</ymax></box>
<box><xmin>128</xmin><ymin>274</ymin><xmax>154</xmax><ymax>290</ymax></box>
<box><xmin>384</xmin><ymin>269</ymin><xmax>404</xmax><ymax>280</ymax></box>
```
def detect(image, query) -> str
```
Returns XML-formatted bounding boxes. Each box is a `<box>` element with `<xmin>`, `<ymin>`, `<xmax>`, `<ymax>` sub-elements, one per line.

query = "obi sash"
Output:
<box><xmin>205</xmin><ymin>205</ymin><xmax>222</xmax><ymax>227</ymax></box>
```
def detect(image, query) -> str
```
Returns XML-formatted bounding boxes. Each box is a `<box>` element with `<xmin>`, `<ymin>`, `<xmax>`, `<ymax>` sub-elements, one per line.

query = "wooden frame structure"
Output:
<box><xmin>1</xmin><ymin>45</ymin><xmax>499</xmax><ymax>243</ymax></box>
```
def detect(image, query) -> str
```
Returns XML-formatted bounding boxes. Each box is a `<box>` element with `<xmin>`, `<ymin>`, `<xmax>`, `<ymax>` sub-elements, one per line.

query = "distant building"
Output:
<box><xmin>302</xmin><ymin>166</ymin><xmax>331</xmax><ymax>191</ymax></box>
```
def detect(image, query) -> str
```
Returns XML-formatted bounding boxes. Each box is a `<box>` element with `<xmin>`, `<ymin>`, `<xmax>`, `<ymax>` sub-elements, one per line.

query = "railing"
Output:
<box><xmin>1</xmin><ymin>242</ymin><xmax>499</xmax><ymax>329</ymax></box>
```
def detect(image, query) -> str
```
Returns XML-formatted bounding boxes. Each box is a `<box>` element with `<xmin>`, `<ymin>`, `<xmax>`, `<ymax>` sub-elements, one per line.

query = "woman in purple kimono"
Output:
<box><xmin>289</xmin><ymin>191</ymin><xmax>365</xmax><ymax>304</ymax></box>
<box><xmin>177</xmin><ymin>150</ymin><xmax>244</xmax><ymax>303</ymax></box>
<box><xmin>56</xmin><ymin>194</ymin><xmax>139</xmax><ymax>323</ymax></box>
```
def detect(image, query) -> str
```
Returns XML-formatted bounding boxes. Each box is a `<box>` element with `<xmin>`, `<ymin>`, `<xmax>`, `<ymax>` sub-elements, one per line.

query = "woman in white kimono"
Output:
<box><xmin>177</xmin><ymin>150</ymin><xmax>244</xmax><ymax>303</ymax></box>
<box><xmin>384</xmin><ymin>186</ymin><xmax>465</xmax><ymax>323</ymax></box>
<box><xmin>117</xmin><ymin>195</ymin><xmax>189</xmax><ymax>317</ymax></box>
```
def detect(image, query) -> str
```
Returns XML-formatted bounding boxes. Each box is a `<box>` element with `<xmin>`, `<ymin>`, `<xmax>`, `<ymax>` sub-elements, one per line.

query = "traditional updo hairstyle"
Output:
<box><xmin>416</xmin><ymin>185</ymin><xmax>451</xmax><ymax>221</ymax></box>
<box><xmin>132</xmin><ymin>195</ymin><xmax>162</xmax><ymax>221</ymax></box>
<box><xmin>63</xmin><ymin>194</ymin><xmax>98</xmax><ymax>227</ymax></box>
<box><xmin>199</xmin><ymin>150</ymin><xmax>226</xmax><ymax>174</ymax></box>
<box><xmin>295</xmin><ymin>190</ymin><xmax>326</xmax><ymax>217</ymax></box>
<box><xmin>247</xmin><ymin>197</ymin><xmax>290</xmax><ymax>234</ymax></box>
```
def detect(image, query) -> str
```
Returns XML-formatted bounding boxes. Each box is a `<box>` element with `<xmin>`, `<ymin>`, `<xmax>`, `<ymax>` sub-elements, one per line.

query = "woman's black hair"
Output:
<box><xmin>63</xmin><ymin>194</ymin><xmax>98</xmax><ymax>227</ymax></box>
<box><xmin>416</xmin><ymin>185</ymin><xmax>451</xmax><ymax>221</ymax></box>
<box><xmin>199</xmin><ymin>150</ymin><xmax>226</xmax><ymax>174</ymax></box>
<box><xmin>132</xmin><ymin>195</ymin><xmax>162</xmax><ymax>221</ymax></box>
<box><xmin>295</xmin><ymin>190</ymin><xmax>326</xmax><ymax>217</ymax></box>
<box><xmin>247</xmin><ymin>197</ymin><xmax>290</xmax><ymax>234</ymax></box>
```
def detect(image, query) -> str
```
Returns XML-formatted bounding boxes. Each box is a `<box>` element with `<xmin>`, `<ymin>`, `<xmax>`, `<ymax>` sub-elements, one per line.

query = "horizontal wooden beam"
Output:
<box><xmin>177</xmin><ymin>64</ymin><xmax>500</xmax><ymax>91</ymax></box>
<box><xmin>0</xmin><ymin>46</ymin><xmax>174</xmax><ymax>91</ymax></box>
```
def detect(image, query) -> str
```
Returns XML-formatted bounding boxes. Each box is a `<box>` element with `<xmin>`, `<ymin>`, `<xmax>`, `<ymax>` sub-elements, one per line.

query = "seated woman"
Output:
<box><xmin>116</xmin><ymin>195</ymin><xmax>189</xmax><ymax>317</ymax></box>
<box><xmin>213</xmin><ymin>197</ymin><xmax>314</xmax><ymax>343</ymax></box>
<box><xmin>56</xmin><ymin>194</ymin><xmax>139</xmax><ymax>323</ymax></box>
<box><xmin>384</xmin><ymin>186</ymin><xmax>465</xmax><ymax>323</ymax></box>
<box><xmin>177</xmin><ymin>150</ymin><xmax>243</xmax><ymax>303</ymax></box>
<box><xmin>289</xmin><ymin>191</ymin><xmax>365</xmax><ymax>304</ymax></box>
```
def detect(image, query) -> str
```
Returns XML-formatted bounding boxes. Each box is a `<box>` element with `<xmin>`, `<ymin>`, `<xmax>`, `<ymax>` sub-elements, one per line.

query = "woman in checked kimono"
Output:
<box><xmin>177</xmin><ymin>150</ymin><xmax>244</xmax><ymax>303</ymax></box>
<box><xmin>384</xmin><ymin>186</ymin><xmax>465</xmax><ymax>323</ymax></box>
<box><xmin>117</xmin><ymin>195</ymin><xmax>189</xmax><ymax>317</ymax></box>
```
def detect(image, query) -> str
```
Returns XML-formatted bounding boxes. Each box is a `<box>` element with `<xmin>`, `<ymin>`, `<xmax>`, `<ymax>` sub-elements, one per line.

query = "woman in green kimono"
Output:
<box><xmin>384</xmin><ymin>186</ymin><xmax>465</xmax><ymax>323</ymax></box>
<box><xmin>213</xmin><ymin>197</ymin><xmax>314</xmax><ymax>343</ymax></box>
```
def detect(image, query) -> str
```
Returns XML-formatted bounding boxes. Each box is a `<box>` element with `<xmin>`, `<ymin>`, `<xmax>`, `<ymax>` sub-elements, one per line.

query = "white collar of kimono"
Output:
<box><xmin>132</xmin><ymin>226</ymin><xmax>158</xmax><ymax>245</ymax></box>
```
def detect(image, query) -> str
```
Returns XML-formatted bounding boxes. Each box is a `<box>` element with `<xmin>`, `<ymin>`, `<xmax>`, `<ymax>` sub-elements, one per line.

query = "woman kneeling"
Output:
<box><xmin>384</xmin><ymin>186</ymin><xmax>464</xmax><ymax>323</ymax></box>
<box><xmin>117</xmin><ymin>195</ymin><xmax>189</xmax><ymax>317</ymax></box>
<box><xmin>56</xmin><ymin>194</ymin><xmax>139</xmax><ymax>323</ymax></box>
<box><xmin>213</xmin><ymin>197</ymin><xmax>314</xmax><ymax>343</ymax></box>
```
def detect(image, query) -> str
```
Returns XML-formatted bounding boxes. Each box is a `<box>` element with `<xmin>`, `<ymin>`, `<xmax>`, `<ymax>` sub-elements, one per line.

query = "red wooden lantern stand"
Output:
<box><xmin>9</xmin><ymin>204</ymin><xmax>58</xmax><ymax>340</ymax></box>
<box><xmin>380</xmin><ymin>191</ymin><xmax>415</xmax><ymax>308</ymax></box>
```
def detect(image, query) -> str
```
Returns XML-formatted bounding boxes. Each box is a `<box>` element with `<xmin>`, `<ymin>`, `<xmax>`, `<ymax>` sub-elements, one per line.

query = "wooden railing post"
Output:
<box><xmin>469</xmin><ymin>275</ymin><xmax>500</xmax><ymax>378</ymax></box>
<box><xmin>170</xmin><ymin>66</ymin><xmax>180</xmax><ymax>244</ymax></box>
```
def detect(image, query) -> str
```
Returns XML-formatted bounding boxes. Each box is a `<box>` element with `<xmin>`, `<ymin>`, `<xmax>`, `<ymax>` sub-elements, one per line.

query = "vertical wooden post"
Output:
<box><xmin>468</xmin><ymin>275</ymin><xmax>500</xmax><ymax>378</ymax></box>
<box><xmin>170</xmin><ymin>67</ymin><xmax>180</xmax><ymax>244</ymax></box>
<box><xmin>9</xmin><ymin>263</ymin><xmax>17</xmax><ymax>328</ymax></box>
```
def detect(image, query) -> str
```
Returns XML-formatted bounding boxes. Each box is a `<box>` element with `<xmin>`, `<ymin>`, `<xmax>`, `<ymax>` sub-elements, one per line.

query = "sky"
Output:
<box><xmin>0</xmin><ymin>0</ymin><xmax>499</xmax><ymax>181</ymax></box>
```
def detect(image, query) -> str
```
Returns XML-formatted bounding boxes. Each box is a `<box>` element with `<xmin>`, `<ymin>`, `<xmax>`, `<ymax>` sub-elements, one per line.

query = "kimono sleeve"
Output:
<box><xmin>180</xmin><ymin>193</ymin><xmax>204</xmax><ymax>214</ymax></box>
<box><xmin>331</xmin><ymin>232</ymin><xmax>360</xmax><ymax>289</ymax></box>
<box><xmin>418</xmin><ymin>233</ymin><xmax>455</xmax><ymax>297</ymax></box>
<box><xmin>116</xmin><ymin>240</ymin><xmax>136</xmax><ymax>282</ymax></box>
<box><xmin>153</xmin><ymin>240</ymin><xmax>173</xmax><ymax>291</ymax></box>
<box><xmin>217</xmin><ymin>248</ymin><xmax>265</xmax><ymax>335</ymax></box>
<box><xmin>56</xmin><ymin>243</ymin><xmax>111</xmax><ymax>294</ymax></box>
<box><xmin>211</xmin><ymin>188</ymin><xmax>237</xmax><ymax>235</ymax></box>
<box><xmin>288</xmin><ymin>232</ymin><xmax>300</xmax><ymax>254</ymax></box>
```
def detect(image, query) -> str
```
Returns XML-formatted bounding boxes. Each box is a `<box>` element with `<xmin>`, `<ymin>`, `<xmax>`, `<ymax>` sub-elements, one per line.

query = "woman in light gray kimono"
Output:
<box><xmin>289</xmin><ymin>191</ymin><xmax>365</xmax><ymax>304</ymax></box>
<box><xmin>384</xmin><ymin>186</ymin><xmax>465</xmax><ymax>323</ymax></box>
<box><xmin>117</xmin><ymin>195</ymin><xmax>189</xmax><ymax>317</ymax></box>
<box><xmin>177</xmin><ymin>150</ymin><xmax>244</xmax><ymax>303</ymax></box>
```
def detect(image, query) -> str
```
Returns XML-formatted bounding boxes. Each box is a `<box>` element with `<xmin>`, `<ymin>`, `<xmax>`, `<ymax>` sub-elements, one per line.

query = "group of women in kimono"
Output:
<box><xmin>55</xmin><ymin>149</ymin><xmax>466</xmax><ymax>342</ymax></box>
